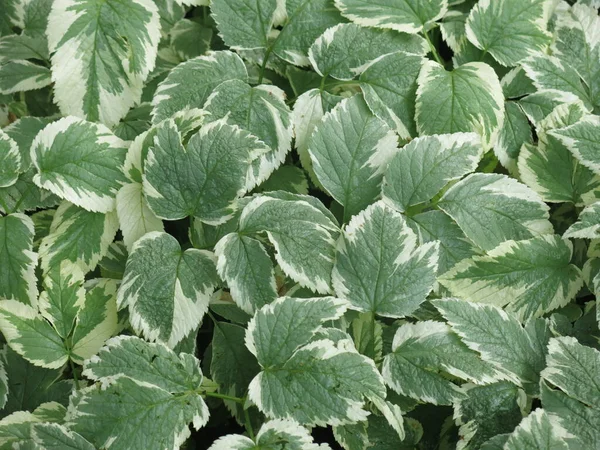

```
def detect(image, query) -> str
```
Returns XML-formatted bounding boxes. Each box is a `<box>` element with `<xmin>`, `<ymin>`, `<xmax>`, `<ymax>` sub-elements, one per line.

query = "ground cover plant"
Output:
<box><xmin>0</xmin><ymin>0</ymin><xmax>599</xmax><ymax>448</ymax></box>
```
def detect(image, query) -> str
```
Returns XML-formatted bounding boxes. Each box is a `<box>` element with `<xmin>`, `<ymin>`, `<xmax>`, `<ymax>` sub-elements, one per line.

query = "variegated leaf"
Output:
<box><xmin>116</xmin><ymin>182</ymin><xmax>164</xmax><ymax>251</ymax></box>
<box><xmin>504</xmin><ymin>409</ymin><xmax>569</xmax><ymax>450</ymax></box>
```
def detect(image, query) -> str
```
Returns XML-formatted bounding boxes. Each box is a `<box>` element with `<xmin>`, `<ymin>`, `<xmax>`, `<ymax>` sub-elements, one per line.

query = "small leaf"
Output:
<box><xmin>504</xmin><ymin>409</ymin><xmax>569</xmax><ymax>450</ymax></box>
<box><xmin>116</xmin><ymin>182</ymin><xmax>164</xmax><ymax>251</ymax></box>
<box><xmin>0</xmin><ymin>129</ymin><xmax>21</xmax><ymax>188</ymax></box>
<box><xmin>565</xmin><ymin>202</ymin><xmax>600</xmax><ymax>239</ymax></box>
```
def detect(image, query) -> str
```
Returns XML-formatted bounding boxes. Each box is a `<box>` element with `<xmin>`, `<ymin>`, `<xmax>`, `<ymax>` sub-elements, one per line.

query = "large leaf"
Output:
<box><xmin>382</xmin><ymin>132</ymin><xmax>482</xmax><ymax>213</ymax></box>
<box><xmin>144</xmin><ymin>119</ymin><xmax>268</xmax><ymax>224</ymax></box>
<box><xmin>438</xmin><ymin>173</ymin><xmax>553</xmax><ymax>251</ymax></box>
<box><xmin>332</xmin><ymin>201</ymin><xmax>438</xmax><ymax>318</ymax></box>
<box><xmin>382</xmin><ymin>321</ymin><xmax>499</xmax><ymax>406</ymax></box>
<box><xmin>308</xmin><ymin>94</ymin><xmax>397</xmax><ymax>220</ymax></box>
<box><xmin>334</xmin><ymin>0</ymin><xmax>448</xmax><ymax>34</ymax></box>
<box><xmin>549</xmin><ymin>114</ymin><xmax>600</xmax><ymax>175</ymax></box>
<box><xmin>246</xmin><ymin>297</ymin><xmax>386</xmax><ymax>426</ymax></box>
<box><xmin>416</xmin><ymin>61</ymin><xmax>504</xmax><ymax>149</ymax></box>
<box><xmin>434</xmin><ymin>299</ymin><xmax>550</xmax><ymax>394</ymax></box>
<box><xmin>465</xmin><ymin>0</ymin><xmax>552</xmax><ymax>67</ymax></box>
<box><xmin>117</xmin><ymin>231</ymin><xmax>218</xmax><ymax>348</ymax></box>
<box><xmin>31</xmin><ymin>117</ymin><xmax>128</xmax><ymax>213</ymax></box>
<box><xmin>151</xmin><ymin>51</ymin><xmax>248</xmax><ymax>123</ymax></box>
<box><xmin>0</xmin><ymin>214</ymin><xmax>37</xmax><ymax>306</ymax></box>
<box><xmin>38</xmin><ymin>201</ymin><xmax>119</xmax><ymax>274</ymax></box>
<box><xmin>439</xmin><ymin>235</ymin><xmax>583</xmax><ymax>322</ymax></box>
<box><xmin>239</xmin><ymin>195</ymin><xmax>339</xmax><ymax>294</ymax></box>
<box><xmin>309</xmin><ymin>23</ymin><xmax>427</xmax><ymax>80</ymax></box>
<box><xmin>504</xmin><ymin>409</ymin><xmax>569</xmax><ymax>450</ymax></box>
<box><xmin>47</xmin><ymin>0</ymin><xmax>161</xmax><ymax>126</ymax></box>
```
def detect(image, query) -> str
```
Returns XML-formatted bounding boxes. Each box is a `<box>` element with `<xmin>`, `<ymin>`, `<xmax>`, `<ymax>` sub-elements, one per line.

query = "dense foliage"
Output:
<box><xmin>0</xmin><ymin>0</ymin><xmax>599</xmax><ymax>448</ymax></box>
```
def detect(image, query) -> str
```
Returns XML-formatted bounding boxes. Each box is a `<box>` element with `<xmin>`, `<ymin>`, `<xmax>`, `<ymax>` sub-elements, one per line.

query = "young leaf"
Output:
<box><xmin>239</xmin><ymin>195</ymin><xmax>339</xmax><ymax>293</ymax></box>
<box><xmin>117</xmin><ymin>231</ymin><xmax>219</xmax><ymax>348</ymax></box>
<box><xmin>334</xmin><ymin>0</ymin><xmax>448</xmax><ymax>34</ymax></box>
<box><xmin>144</xmin><ymin>119</ymin><xmax>268</xmax><ymax>224</ymax></box>
<box><xmin>434</xmin><ymin>299</ymin><xmax>549</xmax><ymax>394</ymax></box>
<box><xmin>382</xmin><ymin>321</ymin><xmax>500</xmax><ymax>405</ymax></box>
<box><xmin>382</xmin><ymin>132</ymin><xmax>483</xmax><ymax>212</ymax></box>
<box><xmin>565</xmin><ymin>202</ymin><xmax>600</xmax><ymax>239</ymax></box>
<box><xmin>308</xmin><ymin>95</ymin><xmax>397</xmax><ymax>220</ymax></box>
<box><xmin>438</xmin><ymin>173</ymin><xmax>553</xmax><ymax>251</ymax></box>
<box><xmin>246</xmin><ymin>297</ymin><xmax>387</xmax><ymax>426</ymax></box>
<box><xmin>504</xmin><ymin>409</ymin><xmax>569</xmax><ymax>450</ymax></box>
<box><xmin>215</xmin><ymin>233</ymin><xmax>278</xmax><ymax>314</ymax></box>
<box><xmin>0</xmin><ymin>129</ymin><xmax>21</xmax><ymax>188</ymax></box>
<box><xmin>465</xmin><ymin>0</ymin><xmax>552</xmax><ymax>67</ymax></box>
<box><xmin>31</xmin><ymin>117</ymin><xmax>128</xmax><ymax>213</ymax></box>
<box><xmin>333</xmin><ymin>201</ymin><xmax>439</xmax><ymax>318</ymax></box>
<box><xmin>358</xmin><ymin>51</ymin><xmax>423</xmax><ymax>139</ymax></box>
<box><xmin>416</xmin><ymin>61</ymin><xmax>504</xmax><ymax>149</ymax></box>
<box><xmin>309</xmin><ymin>23</ymin><xmax>427</xmax><ymax>80</ymax></box>
<box><xmin>439</xmin><ymin>235</ymin><xmax>583</xmax><ymax>321</ymax></box>
<box><xmin>0</xmin><ymin>213</ymin><xmax>37</xmax><ymax>306</ymax></box>
<box><xmin>38</xmin><ymin>201</ymin><xmax>119</xmax><ymax>274</ymax></box>
<box><xmin>151</xmin><ymin>51</ymin><xmax>248</xmax><ymax>123</ymax></box>
<box><xmin>47</xmin><ymin>0</ymin><xmax>160</xmax><ymax>126</ymax></box>
<box><xmin>116</xmin><ymin>182</ymin><xmax>164</xmax><ymax>251</ymax></box>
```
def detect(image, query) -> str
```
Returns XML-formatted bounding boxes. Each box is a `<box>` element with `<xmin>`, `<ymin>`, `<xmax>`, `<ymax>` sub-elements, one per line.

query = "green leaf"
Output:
<box><xmin>333</xmin><ymin>201</ymin><xmax>438</xmax><ymax>318</ymax></box>
<box><xmin>272</xmin><ymin>0</ymin><xmax>347</xmax><ymax>66</ymax></box>
<box><xmin>382</xmin><ymin>132</ymin><xmax>483</xmax><ymax>212</ymax></box>
<box><xmin>202</xmin><ymin>80</ymin><xmax>293</xmax><ymax>185</ymax></box>
<box><xmin>38</xmin><ymin>201</ymin><xmax>119</xmax><ymax>274</ymax></box>
<box><xmin>70</xmin><ymin>279</ymin><xmax>119</xmax><ymax>364</ymax></box>
<box><xmin>215</xmin><ymin>233</ymin><xmax>278</xmax><ymax>314</ymax></box>
<box><xmin>170</xmin><ymin>19</ymin><xmax>212</xmax><ymax>60</ymax></box>
<box><xmin>549</xmin><ymin>114</ymin><xmax>600</xmax><ymax>175</ymax></box>
<box><xmin>151</xmin><ymin>51</ymin><xmax>248</xmax><ymax>124</ymax></box>
<box><xmin>256</xmin><ymin>165</ymin><xmax>309</xmax><ymax>195</ymax></box>
<box><xmin>504</xmin><ymin>409</ymin><xmax>569</xmax><ymax>450</ymax></box>
<box><xmin>454</xmin><ymin>382</ymin><xmax>525</xmax><ymax>450</ymax></box>
<box><xmin>0</xmin><ymin>60</ymin><xmax>51</xmax><ymax>94</ymax></box>
<box><xmin>0</xmin><ymin>358</ymin><xmax>6</xmax><ymax>411</ymax></box>
<box><xmin>358</xmin><ymin>51</ymin><xmax>423</xmax><ymax>138</ymax></box>
<box><xmin>565</xmin><ymin>202</ymin><xmax>600</xmax><ymax>239</ymax></box>
<box><xmin>38</xmin><ymin>262</ymin><xmax>85</xmax><ymax>339</ymax></box>
<box><xmin>31</xmin><ymin>117</ymin><xmax>128</xmax><ymax>213</ymax></box>
<box><xmin>542</xmin><ymin>337</ymin><xmax>600</xmax><ymax>409</ymax></box>
<box><xmin>434</xmin><ymin>299</ymin><xmax>550</xmax><ymax>394</ymax></box>
<box><xmin>439</xmin><ymin>235</ymin><xmax>583</xmax><ymax>321</ymax></box>
<box><xmin>117</xmin><ymin>231</ymin><xmax>219</xmax><ymax>347</ymax></box>
<box><xmin>309</xmin><ymin>23</ymin><xmax>427</xmax><ymax>80</ymax></box>
<box><xmin>211</xmin><ymin>0</ymin><xmax>277</xmax><ymax>51</ymax></box>
<box><xmin>47</xmin><ymin>0</ymin><xmax>161</xmax><ymax>126</ymax></box>
<box><xmin>83</xmin><ymin>335</ymin><xmax>203</xmax><ymax>393</ymax></box>
<box><xmin>308</xmin><ymin>95</ymin><xmax>397</xmax><ymax>220</ymax></box>
<box><xmin>116</xmin><ymin>182</ymin><xmax>164</xmax><ymax>251</ymax></box>
<box><xmin>408</xmin><ymin>210</ymin><xmax>480</xmax><ymax>277</ymax></box>
<box><xmin>382</xmin><ymin>321</ymin><xmax>500</xmax><ymax>405</ymax></box>
<box><xmin>31</xmin><ymin>423</ymin><xmax>95</xmax><ymax>450</ymax></box>
<box><xmin>0</xmin><ymin>213</ymin><xmax>37</xmax><ymax>306</ymax></box>
<box><xmin>501</xmin><ymin>67</ymin><xmax>536</xmax><ymax>99</ymax></box>
<box><xmin>144</xmin><ymin>119</ymin><xmax>268</xmax><ymax>223</ymax></box>
<box><xmin>495</xmin><ymin>102</ymin><xmax>532</xmax><ymax>173</ymax></box>
<box><xmin>69</xmin><ymin>377</ymin><xmax>208</xmax><ymax>450</ymax></box>
<box><xmin>416</xmin><ymin>61</ymin><xmax>504</xmax><ymax>149</ymax></box>
<box><xmin>522</xmin><ymin>53</ymin><xmax>592</xmax><ymax>110</ymax></box>
<box><xmin>0</xmin><ymin>300</ymin><xmax>68</xmax><ymax>369</ymax></box>
<box><xmin>465</xmin><ymin>0</ymin><xmax>552</xmax><ymax>66</ymax></box>
<box><xmin>239</xmin><ymin>195</ymin><xmax>339</xmax><ymax>293</ymax></box>
<box><xmin>247</xmin><ymin>296</ymin><xmax>347</xmax><ymax>367</ymax></box>
<box><xmin>438</xmin><ymin>173</ymin><xmax>553</xmax><ymax>251</ymax></box>
<box><xmin>519</xmin><ymin>102</ymin><xmax>600</xmax><ymax>205</ymax></box>
<box><xmin>334</xmin><ymin>0</ymin><xmax>448</xmax><ymax>34</ymax></box>
<box><xmin>519</xmin><ymin>91</ymin><xmax>570</xmax><ymax>126</ymax></box>
<box><xmin>4</xmin><ymin>116</ymin><xmax>53</xmax><ymax>170</ymax></box>
<box><xmin>210</xmin><ymin>321</ymin><xmax>260</xmax><ymax>404</ymax></box>
<box><xmin>1</xmin><ymin>346</ymin><xmax>72</xmax><ymax>417</ymax></box>
<box><xmin>0</xmin><ymin>129</ymin><xmax>20</xmax><ymax>188</ymax></box>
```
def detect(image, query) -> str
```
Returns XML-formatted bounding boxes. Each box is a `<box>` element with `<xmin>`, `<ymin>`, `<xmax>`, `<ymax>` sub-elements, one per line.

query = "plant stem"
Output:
<box><xmin>424</xmin><ymin>30</ymin><xmax>444</xmax><ymax>66</ymax></box>
<box><xmin>69</xmin><ymin>358</ymin><xmax>80</xmax><ymax>391</ymax></box>
<box><xmin>203</xmin><ymin>391</ymin><xmax>245</xmax><ymax>404</ymax></box>
<box><xmin>243</xmin><ymin>406</ymin><xmax>255</xmax><ymax>440</ymax></box>
<box><xmin>257</xmin><ymin>46</ymin><xmax>273</xmax><ymax>85</ymax></box>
